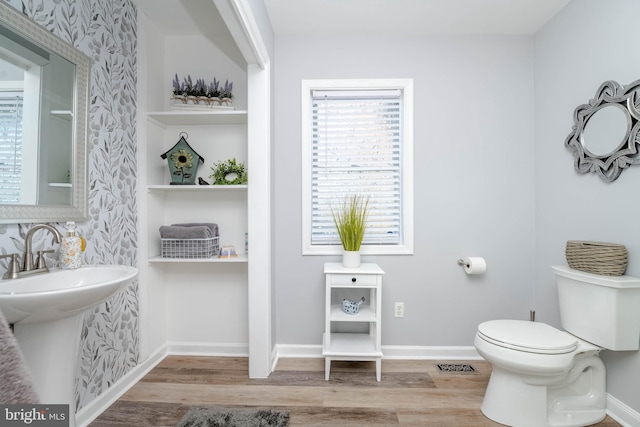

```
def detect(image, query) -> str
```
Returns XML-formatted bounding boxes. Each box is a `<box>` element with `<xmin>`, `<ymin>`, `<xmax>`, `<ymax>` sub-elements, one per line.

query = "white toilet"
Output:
<box><xmin>475</xmin><ymin>265</ymin><xmax>640</xmax><ymax>427</ymax></box>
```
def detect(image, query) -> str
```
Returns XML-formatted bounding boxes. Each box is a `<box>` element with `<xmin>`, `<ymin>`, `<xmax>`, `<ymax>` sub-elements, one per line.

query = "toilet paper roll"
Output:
<box><xmin>463</xmin><ymin>257</ymin><xmax>486</xmax><ymax>275</ymax></box>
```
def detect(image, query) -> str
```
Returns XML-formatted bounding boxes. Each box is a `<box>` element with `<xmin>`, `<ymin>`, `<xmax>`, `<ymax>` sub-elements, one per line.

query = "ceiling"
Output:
<box><xmin>133</xmin><ymin>0</ymin><xmax>229</xmax><ymax>37</ymax></box>
<box><xmin>133</xmin><ymin>0</ymin><xmax>246</xmax><ymax>65</ymax></box>
<box><xmin>264</xmin><ymin>0</ymin><xmax>572</xmax><ymax>36</ymax></box>
<box><xmin>134</xmin><ymin>0</ymin><xmax>572</xmax><ymax>37</ymax></box>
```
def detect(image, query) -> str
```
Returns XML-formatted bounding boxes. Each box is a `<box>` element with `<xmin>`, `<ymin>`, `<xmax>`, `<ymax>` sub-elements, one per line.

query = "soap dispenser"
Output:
<box><xmin>60</xmin><ymin>221</ymin><xmax>82</xmax><ymax>269</ymax></box>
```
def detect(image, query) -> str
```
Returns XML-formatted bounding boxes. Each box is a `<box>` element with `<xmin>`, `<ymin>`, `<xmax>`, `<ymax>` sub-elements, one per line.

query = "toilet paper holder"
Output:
<box><xmin>457</xmin><ymin>257</ymin><xmax>487</xmax><ymax>275</ymax></box>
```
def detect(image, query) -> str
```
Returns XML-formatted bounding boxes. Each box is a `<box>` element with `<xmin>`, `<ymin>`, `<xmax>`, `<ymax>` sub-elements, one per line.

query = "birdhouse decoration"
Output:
<box><xmin>160</xmin><ymin>134</ymin><xmax>204</xmax><ymax>185</ymax></box>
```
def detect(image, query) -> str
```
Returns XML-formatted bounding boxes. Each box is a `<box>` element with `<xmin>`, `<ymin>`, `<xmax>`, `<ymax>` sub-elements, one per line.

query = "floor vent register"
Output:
<box><xmin>436</xmin><ymin>363</ymin><xmax>476</xmax><ymax>373</ymax></box>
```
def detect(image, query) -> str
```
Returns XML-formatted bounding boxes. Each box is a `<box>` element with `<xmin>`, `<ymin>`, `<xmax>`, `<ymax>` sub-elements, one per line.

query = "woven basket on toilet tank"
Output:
<box><xmin>565</xmin><ymin>240</ymin><xmax>628</xmax><ymax>276</ymax></box>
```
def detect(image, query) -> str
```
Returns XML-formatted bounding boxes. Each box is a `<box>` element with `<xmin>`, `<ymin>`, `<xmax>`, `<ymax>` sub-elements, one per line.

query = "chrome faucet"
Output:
<box><xmin>23</xmin><ymin>224</ymin><xmax>62</xmax><ymax>273</ymax></box>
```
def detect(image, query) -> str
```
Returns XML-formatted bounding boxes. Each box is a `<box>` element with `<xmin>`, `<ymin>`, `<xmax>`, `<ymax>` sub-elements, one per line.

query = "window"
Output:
<box><xmin>0</xmin><ymin>92</ymin><xmax>23</xmax><ymax>204</ymax></box>
<box><xmin>302</xmin><ymin>79</ymin><xmax>413</xmax><ymax>255</ymax></box>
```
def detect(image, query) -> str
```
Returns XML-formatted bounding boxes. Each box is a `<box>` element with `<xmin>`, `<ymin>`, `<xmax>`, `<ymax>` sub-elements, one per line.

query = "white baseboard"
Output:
<box><xmin>270</xmin><ymin>345</ymin><xmax>279</xmax><ymax>373</ymax></box>
<box><xmin>75</xmin><ymin>345</ymin><xmax>167</xmax><ymax>427</ymax></box>
<box><xmin>274</xmin><ymin>343</ymin><xmax>322</xmax><ymax>358</ymax></box>
<box><xmin>381</xmin><ymin>345</ymin><xmax>482</xmax><ymax>360</ymax></box>
<box><xmin>273</xmin><ymin>343</ymin><xmax>482</xmax><ymax>360</ymax></box>
<box><xmin>166</xmin><ymin>341</ymin><xmax>249</xmax><ymax>357</ymax></box>
<box><xmin>606</xmin><ymin>393</ymin><xmax>640</xmax><ymax>427</ymax></box>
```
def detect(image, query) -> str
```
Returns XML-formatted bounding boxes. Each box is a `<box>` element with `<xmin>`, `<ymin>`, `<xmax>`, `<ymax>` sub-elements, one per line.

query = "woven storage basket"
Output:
<box><xmin>565</xmin><ymin>240</ymin><xmax>627</xmax><ymax>276</ymax></box>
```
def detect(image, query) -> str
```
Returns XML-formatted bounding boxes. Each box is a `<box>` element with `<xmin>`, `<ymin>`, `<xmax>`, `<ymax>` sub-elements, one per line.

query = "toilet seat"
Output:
<box><xmin>477</xmin><ymin>320</ymin><xmax>578</xmax><ymax>355</ymax></box>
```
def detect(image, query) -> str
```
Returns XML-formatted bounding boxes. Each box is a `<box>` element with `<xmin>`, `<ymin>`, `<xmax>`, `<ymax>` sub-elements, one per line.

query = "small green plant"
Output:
<box><xmin>331</xmin><ymin>194</ymin><xmax>370</xmax><ymax>251</ymax></box>
<box><xmin>209</xmin><ymin>158</ymin><xmax>247</xmax><ymax>185</ymax></box>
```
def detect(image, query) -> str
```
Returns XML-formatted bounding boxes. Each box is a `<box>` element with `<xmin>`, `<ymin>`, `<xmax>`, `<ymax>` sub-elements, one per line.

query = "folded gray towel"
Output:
<box><xmin>172</xmin><ymin>222</ymin><xmax>219</xmax><ymax>237</ymax></box>
<box><xmin>0</xmin><ymin>309</ymin><xmax>39</xmax><ymax>403</ymax></box>
<box><xmin>159</xmin><ymin>225</ymin><xmax>212</xmax><ymax>239</ymax></box>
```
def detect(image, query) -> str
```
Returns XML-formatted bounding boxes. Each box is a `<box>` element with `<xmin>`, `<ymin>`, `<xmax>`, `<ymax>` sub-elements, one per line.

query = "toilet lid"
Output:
<box><xmin>477</xmin><ymin>320</ymin><xmax>578</xmax><ymax>354</ymax></box>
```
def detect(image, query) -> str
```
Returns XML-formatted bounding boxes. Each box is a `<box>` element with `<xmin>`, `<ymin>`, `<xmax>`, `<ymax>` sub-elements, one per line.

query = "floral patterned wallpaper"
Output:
<box><xmin>0</xmin><ymin>0</ymin><xmax>138</xmax><ymax>412</ymax></box>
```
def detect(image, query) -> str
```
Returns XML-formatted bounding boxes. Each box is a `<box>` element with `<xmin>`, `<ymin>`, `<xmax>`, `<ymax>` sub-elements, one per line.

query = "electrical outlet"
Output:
<box><xmin>394</xmin><ymin>302</ymin><xmax>404</xmax><ymax>318</ymax></box>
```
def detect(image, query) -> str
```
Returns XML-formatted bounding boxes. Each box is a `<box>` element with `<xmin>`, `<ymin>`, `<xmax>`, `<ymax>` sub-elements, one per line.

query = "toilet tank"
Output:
<box><xmin>553</xmin><ymin>266</ymin><xmax>640</xmax><ymax>350</ymax></box>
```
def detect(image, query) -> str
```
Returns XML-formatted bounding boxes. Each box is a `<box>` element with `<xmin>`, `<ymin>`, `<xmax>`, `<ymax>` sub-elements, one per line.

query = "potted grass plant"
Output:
<box><xmin>331</xmin><ymin>194</ymin><xmax>370</xmax><ymax>268</ymax></box>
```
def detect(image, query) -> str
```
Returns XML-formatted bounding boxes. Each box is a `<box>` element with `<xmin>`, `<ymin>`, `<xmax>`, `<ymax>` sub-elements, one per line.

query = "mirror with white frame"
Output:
<box><xmin>0</xmin><ymin>1</ymin><xmax>90</xmax><ymax>223</ymax></box>
<box><xmin>565</xmin><ymin>79</ymin><xmax>640</xmax><ymax>182</ymax></box>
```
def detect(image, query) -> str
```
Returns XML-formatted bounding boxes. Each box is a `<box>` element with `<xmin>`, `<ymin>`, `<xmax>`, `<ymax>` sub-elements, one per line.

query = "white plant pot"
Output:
<box><xmin>342</xmin><ymin>250</ymin><xmax>361</xmax><ymax>268</ymax></box>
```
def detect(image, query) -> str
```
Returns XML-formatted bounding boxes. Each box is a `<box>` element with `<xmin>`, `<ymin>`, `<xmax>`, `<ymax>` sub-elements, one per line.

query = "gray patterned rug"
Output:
<box><xmin>177</xmin><ymin>407</ymin><xmax>290</xmax><ymax>427</ymax></box>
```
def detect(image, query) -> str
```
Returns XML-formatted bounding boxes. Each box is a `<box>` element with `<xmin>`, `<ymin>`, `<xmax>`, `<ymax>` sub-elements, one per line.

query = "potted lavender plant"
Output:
<box><xmin>170</xmin><ymin>74</ymin><xmax>234</xmax><ymax>110</ymax></box>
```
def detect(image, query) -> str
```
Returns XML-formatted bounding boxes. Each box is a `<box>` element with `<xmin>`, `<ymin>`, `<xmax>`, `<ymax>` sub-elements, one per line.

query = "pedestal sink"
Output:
<box><xmin>0</xmin><ymin>265</ymin><xmax>138</xmax><ymax>427</ymax></box>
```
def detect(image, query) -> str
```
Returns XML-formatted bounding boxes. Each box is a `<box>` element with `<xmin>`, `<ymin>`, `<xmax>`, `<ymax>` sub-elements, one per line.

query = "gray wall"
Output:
<box><xmin>273</xmin><ymin>34</ymin><xmax>537</xmax><ymax>347</ymax></box>
<box><xmin>534</xmin><ymin>0</ymin><xmax>640</xmax><ymax>413</ymax></box>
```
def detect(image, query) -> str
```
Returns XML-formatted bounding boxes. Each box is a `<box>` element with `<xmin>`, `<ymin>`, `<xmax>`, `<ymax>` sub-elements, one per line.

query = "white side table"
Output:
<box><xmin>323</xmin><ymin>262</ymin><xmax>384</xmax><ymax>381</ymax></box>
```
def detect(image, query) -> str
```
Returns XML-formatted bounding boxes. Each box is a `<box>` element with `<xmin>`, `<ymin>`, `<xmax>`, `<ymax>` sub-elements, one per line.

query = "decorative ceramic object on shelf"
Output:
<box><xmin>218</xmin><ymin>245</ymin><xmax>238</xmax><ymax>258</ymax></box>
<box><xmin>170</xmin><ymin>73</ymin><xmax>234</xmax><ymax>111</ymax></box>
<box><xmin>160</xmin><ymin>133</ymin><xmax>204</xmax><ymax>185</ymax></box>
<box><xmin>342</xmin><ymin>296</ymin><xmax>365</xmax><ymax>315</ymax></box>
<box><xmin>331</xmin><ymin>194</ymin><xmax>370</xmax><ymax>268</ymax></box>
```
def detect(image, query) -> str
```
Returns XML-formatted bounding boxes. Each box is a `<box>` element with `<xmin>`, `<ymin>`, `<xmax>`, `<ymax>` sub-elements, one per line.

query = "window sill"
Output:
<box><xmin>303</xmin><ymin>244</ymin><xmax>413</xmax><ymax>256</ymax></box>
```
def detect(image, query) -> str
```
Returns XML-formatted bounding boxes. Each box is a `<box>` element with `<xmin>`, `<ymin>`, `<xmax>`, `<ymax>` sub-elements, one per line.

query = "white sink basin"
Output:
<box><xmin>0</xmin><ymin>264</ymin><xmax>138</xmax><ymax>324</ymax></box>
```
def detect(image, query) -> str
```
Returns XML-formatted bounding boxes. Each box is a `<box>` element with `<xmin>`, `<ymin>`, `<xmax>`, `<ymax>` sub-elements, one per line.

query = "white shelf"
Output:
<box><xmin>147</xmin><ymin>184</ymin><xmax>247</xmax><ymax>192</ymax></box>
<box><xmin>322</xmin><ymin>333</ymin><xmax>382</xmax><ymax>357</ymax></box>
<box><xmin>48</xmin><ymin>182</ymin><xmax>72</xmax><ymax>187</ymax></box>
<box><xmin>148</xmin><ymin>253</ymin><xmax>247</xmax><ymax>263</ymax></box>
<box><xmin>50</xmin><ymin>110</ymin><xmax>73</xmax><ymax>121</ymax></box>
<box><xmin>324</xmin><ymin>262</ymin><xmax>384</xmax><ymax>381</ymax></box>
<box><xmin>330</xmin><ymin>305</ymin><xmax>376</xmax><ymax>322</ymax></box>
<box><xmin>324</xmin><ymin>262</ymin><xmax>385</xmax><ymax>275</ymax></box>
<box><xmin>147</xmin><ymin>110</ymin><xmax>247</xmax><ymax>126</ymax></box>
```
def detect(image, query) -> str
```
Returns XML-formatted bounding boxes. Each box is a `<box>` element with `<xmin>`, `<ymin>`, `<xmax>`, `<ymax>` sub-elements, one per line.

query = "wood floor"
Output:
<box><xmin>90</xmin><ymin>356</ymin><xmax>621</xmax><ymax>426</ymax></box>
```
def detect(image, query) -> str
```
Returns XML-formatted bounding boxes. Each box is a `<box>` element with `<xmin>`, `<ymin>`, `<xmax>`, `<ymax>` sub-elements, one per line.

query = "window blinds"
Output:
<box><xmin>311</xmin><ymin>89</ymin><xmax>403</xmax><ymax>245</ymax></box>
<box><xmin>0</xmin><ymin>94</ymin><xmax>23</xmax><ymax>204</ymax></box>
